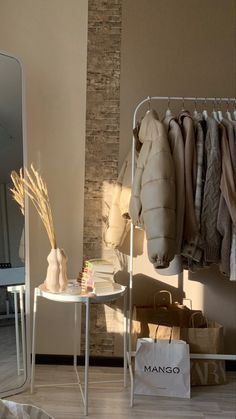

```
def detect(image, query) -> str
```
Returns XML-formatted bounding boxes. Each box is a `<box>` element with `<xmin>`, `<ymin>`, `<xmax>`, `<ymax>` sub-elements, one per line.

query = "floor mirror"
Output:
<box><xmin>0</xmin><ymin>50</ymin><xmax>30</xmax><ymax>397</ymax></box>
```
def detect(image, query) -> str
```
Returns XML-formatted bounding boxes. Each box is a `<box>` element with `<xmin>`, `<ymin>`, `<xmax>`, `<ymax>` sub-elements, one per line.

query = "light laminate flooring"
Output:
<box><xmin>0</xmin><ymin>324</ymin><xmax>25</xmax><ymax>392</ymax></box>
<box><xmin>4</xmin><ymin>366</ymin><xmax>236</xmax><ymax>419</ymax></box>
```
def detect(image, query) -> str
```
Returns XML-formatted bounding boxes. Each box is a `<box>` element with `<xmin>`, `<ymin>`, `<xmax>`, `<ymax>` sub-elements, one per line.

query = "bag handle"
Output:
<box><xmin>153</xmin><ymin>290</ymin><xmax>173</xmax><ymax>308</ymax></box>
<box><xmin>190</xmin><ymin>312</ymin><xmax>208</xmax><ymax>328</ymax></box>
<box><xmin>154</xmin><ymin>325</ymin><xmax>172</xmax><ymax>344</ymax></box>
<box><xmin>154</xmin><ymin>325</ymin><xmax>159</xmax><ymax>342</ymax></box>
<box><xmin>182</xmin><ymin>298</ymin><xmax>193</xmax><ymax>310</ymax></box>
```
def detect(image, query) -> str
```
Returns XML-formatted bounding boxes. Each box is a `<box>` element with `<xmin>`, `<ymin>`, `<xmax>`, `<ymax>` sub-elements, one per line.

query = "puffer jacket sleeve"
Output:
<box><xmin>129</xmin><ymin>141</ymin><xmax>152</xmax><ymax>226</ymax></box>
<box><xmin>104</xmin><ymin>154</ymin><xmax>131</xmax><ymax>248</ymax></box>
<box><xmin>143</xmin><ymin>139</ymin><xmax>176</xmax><ymax>268</ymax></box>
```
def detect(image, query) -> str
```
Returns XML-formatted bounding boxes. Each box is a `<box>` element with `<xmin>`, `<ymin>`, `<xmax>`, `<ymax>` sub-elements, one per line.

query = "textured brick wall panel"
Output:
<box><xmin>82</xmin><ymin>0</ymin><xmax>122</xmax><ymax>355</ymax></box>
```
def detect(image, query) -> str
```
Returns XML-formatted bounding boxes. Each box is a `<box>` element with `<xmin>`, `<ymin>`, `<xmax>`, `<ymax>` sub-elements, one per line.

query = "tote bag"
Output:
<box><xmin>134</xmin><ymin>336</ymin><xmax>191</xmax><ymax>398</ymax></box>
<box><xmin>180</xmin><ymin>314</ymin><xmax>226</xmax><ymax>385</ymax></box>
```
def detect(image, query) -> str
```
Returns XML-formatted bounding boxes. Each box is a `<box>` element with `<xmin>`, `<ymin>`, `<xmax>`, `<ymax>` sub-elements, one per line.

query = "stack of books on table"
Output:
<box><xmin>79</xmin><ymin>259</ymin><xmax>120</xmax><ymax>295</ymax></box>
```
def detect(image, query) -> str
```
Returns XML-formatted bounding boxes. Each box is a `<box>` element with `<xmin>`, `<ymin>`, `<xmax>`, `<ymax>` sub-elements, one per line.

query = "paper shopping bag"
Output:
<box><xmin>132</xmin><ymin>290</ymin><xmax>203</xmax><ymax>344</ymax></box>
<box><xmin>134</xmin><ymin>337</ymin><xmax>191</xmax><ymax>398</ymax></box>
<box><xmin>180</xmin><ymin>314</ymin><xmax>226</xmax><ymax>385</ymax></box>
<box><xmin>132</xmin><ymin>305</ymin><xmax>181</xmax><ymax>350</ymax></box>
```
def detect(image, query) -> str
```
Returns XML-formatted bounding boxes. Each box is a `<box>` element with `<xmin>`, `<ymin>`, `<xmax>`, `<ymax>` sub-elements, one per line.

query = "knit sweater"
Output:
<box><xmin>230</xmin><ymin>225</ymin><xmax>236</xmax><ymax>281</ymax></box>
<box><xmin>217</xmin><ymin>194</ymin><xmax>231</xmax><ymax>276</ymax></box>
<box><xmin>217</xmin><ymin>122</ymin><xmax>235</xmax><ymax>276</ymax></box>
<box><xmin>181</xmin><ymin>113</ymin><xmax>205</xmax><ymax>264</ymax></box>
<box><xmin>223</xmin><ymin>118</ymin><xmax>236</xmax><ymax>175</ymax></box>
<box><xmin>201</xmin><ymin>116</ymin><xmax>221</xmax><ymax>263</ymax></box>
<box><xmin>193</xmin><ymin>115</ymin><xmax>205</xmax><ymax>227</ymax></box>
<box><xmin>229</xmin><ymin>120</ymin><xmax>236</xmax><ymax>281</ymax></box>
<box><xmin>220</xmin><ymin>120</ymin><xmax>236</xmax><ymax>227</ymax></box>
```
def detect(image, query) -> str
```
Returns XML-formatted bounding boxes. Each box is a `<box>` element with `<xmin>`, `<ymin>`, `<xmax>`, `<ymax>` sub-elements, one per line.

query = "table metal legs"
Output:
<box><xmin>84</xmin><ymin>298</ymin><xmax>90</xmax><ymax>416</ymax></box>
<box><xmin>30</xmin><ymin>288</ymin><xmax>38</xmax><ymax>393</ymax></box>
<box><xmin>12</xmin><ymin>286</ymin><xmax>26</xmax><ymax>377</ymax></box>
<box><xmin>13</xmin><ymin>291</ymin><xmax>20</xmax><ymax>375</ymax></box>
<box><xmin>19</xmin><ymin>286</ymin><xmax>26</xmax><ymax>380</ymax></box>
<box><xmin>73</xmin><ymin>303</ymin><xmax>85</xmax><ymax>406</ymax></box>
<box><xmin>73</xmin><ymin>299</ymin><xmax>90</xmax><ymax>416</ymax></box>
<box><xmin>29</xmin><ymin>290</ymin><xmax>127</xmax><ymax>416</ymax></box>
<box><xmin>30</xmin><ymin>293</ymin><xmax>91</xmax><ymax>416</ymax></box>
<box><xmin>123</xmin><ymin>289</ymin><xmax>128</xmax><ymax>387</ymax></box>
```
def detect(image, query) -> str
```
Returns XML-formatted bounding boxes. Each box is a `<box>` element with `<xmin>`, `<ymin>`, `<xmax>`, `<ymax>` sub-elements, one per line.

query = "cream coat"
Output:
<box><xmin>104</xmin><ymin>149</ymin><xmax>136</xmax><ymax>249</ymax></box>
<box><xmin>129</xmin><ymin>110</ymin><xmax>176</xmax><ymax>269</ymax></box>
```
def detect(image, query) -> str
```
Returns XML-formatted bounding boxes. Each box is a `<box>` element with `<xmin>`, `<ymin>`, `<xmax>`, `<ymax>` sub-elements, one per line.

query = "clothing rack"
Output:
<box><xmin>127</xmin><ymin>95</ymin><xmax>236</xmax><ymax>407</ymax></box>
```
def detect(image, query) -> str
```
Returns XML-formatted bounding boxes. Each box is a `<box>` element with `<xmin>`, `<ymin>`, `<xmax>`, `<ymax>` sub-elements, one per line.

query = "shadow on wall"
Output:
<box><xmin>115</xmin><ymin>271</ymin><xmax>185</xmax><ymax>308</ymax></box>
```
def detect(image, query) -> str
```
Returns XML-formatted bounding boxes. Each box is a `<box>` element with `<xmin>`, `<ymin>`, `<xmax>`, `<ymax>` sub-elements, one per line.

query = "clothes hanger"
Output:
<box><xmin>202</xmin><ymin>98</ymin><xmax>208</xmax><ymax>120</ymax></box>
<box><xmin>233</xmin><ymin>101</ymin><xmax>236</xmax><ymax>121</ymax></box>
<box><xmin>146</xmin><ymin>96</ymin><xmax>159</xmax><ymax>119</ymax></box>
<box><xmin>212</xmin><ymin>98</ymin><xmax>220</xmax><ymax>123</ymax></box>
<box><xmin>146</xmin><ymin>96</ymin><xmax>151</xmax><ymax>113</ymax></box>
<box><xmin>226</xmin><ymin>99</ymin><xmax>233</xmax><ymax>121</ymax></box>
<box><xmin>165</xmin><ymin>97</ymin><xmax>172</xmax><ymax>117</ymax></box>
<box><xmin>217</xmin><ymin>98</ymin><xmax>223</xmax><ymax>121</ymax></box>
<box><xmin>193</xmin><ymin>98</ymin><xmax>199</xmax><ymax>118</ymax></box>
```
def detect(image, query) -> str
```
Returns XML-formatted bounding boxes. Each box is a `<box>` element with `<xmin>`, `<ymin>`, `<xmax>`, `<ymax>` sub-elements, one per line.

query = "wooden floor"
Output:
<box><xmin>0</xmin><ymin>324</ymin><xmax>25</xmax><ymax>393</ymax></box>
<box><xmin>4</xmin><ymin>365</ymin><xmax>236</xmax><ymax>418</ymax></box>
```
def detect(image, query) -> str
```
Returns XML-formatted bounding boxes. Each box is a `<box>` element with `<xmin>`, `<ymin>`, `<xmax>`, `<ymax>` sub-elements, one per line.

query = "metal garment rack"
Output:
<box><xmin>127</xmin><ymin>95</ymin><xmax>236</xmax><ymax>406</ymax></box>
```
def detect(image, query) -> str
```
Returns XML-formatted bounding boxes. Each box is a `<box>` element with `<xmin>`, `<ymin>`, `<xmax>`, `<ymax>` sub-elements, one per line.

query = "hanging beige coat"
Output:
<box><xmin>129</xmin><ymin>110</ymin><xmax>176</xmax><ymax>269</ymax></box>
<box><xmin>104</xmin><ymin>149</ymin><xmax>137</xmax><ymax>249</ymax></box>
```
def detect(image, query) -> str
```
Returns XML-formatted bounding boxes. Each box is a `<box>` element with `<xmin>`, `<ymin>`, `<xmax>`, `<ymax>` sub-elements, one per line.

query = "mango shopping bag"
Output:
<box><xmin>134</xmin><ymin>337</ymin><xmax>191</xmax><ymax>398</ymax></box>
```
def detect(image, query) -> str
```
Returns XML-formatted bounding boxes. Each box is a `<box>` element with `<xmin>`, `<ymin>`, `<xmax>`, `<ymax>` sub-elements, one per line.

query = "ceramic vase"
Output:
<box><xmin>57</xmin><ymin>248</ymin><xmax>68</xmax><ymax>292</ymax></box>
<box><xmin>44</xmin><ymin>248</ymin><xmax>60</xmax><ymax>292</ymax></box>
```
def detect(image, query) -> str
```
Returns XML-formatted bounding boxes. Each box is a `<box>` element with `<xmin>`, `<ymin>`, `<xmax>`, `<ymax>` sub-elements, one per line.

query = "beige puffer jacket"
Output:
<box><xmin>104</xmin><ymin>149</ymin><xmax>137</xmax><ymax>249</ymax></box>
<box><xmin>129</xmin><ymin>110</ymin><xmax>176</xmax><ymax>268</ymax></box>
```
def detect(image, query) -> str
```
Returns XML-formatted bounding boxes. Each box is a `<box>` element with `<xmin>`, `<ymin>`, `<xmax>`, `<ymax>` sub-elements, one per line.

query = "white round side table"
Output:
<box><xmin>30</xmin><ymin>282</ymin><xmax>127</xmax><ymax>416</ymax></box>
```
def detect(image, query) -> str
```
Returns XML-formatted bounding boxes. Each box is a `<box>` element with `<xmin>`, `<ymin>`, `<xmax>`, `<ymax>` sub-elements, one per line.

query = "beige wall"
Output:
<box><xmin>0</xmin><ymin>0</ymin><xmax>88</xmax><ymax>353</ymax></box>
<box><xmin>120</xmin><ymin>0</ymin><xmax>236</xmax><ymax>353</ymax></box>
<box><xmin>0</xmin><ymin>0</ymin><xmax>235</xmax><ymax>357</ymax></box>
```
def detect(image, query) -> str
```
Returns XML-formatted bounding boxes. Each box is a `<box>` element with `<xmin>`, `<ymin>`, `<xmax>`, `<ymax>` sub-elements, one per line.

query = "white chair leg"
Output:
<box><xmin>13</xmin><ymin>291</ymin><xmax>21</xmax><ymax>375</ymax></box>
<box><xmin>30</xmin><ymin>289</ymin><xmax>38</xmax><ymax>393</ymax></box>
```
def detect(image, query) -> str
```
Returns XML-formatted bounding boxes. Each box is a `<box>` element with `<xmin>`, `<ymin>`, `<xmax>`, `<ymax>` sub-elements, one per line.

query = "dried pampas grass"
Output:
<box><xmin>10</xmin><ymin>168</ymin><xmax>25</xmax><ymax>215</ymax></box>
<box><xmin>11</xmin><ymin>164</ymin><xmax>57</xmax><ymax>249</ymax></box>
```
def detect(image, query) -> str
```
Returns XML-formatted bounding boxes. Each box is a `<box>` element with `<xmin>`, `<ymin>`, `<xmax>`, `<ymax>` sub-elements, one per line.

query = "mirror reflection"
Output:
<box><xmin>0</xmin><ymin>52</ymin><xmax>26</xmax><ymax>393</ymax></box>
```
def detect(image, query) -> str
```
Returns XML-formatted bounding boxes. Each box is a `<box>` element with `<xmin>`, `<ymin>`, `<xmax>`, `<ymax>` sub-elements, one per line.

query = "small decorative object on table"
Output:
<box><xmin>78</xmin><ymin>258</ymin><xmax>119</xmax><ymax>295</ymax></box>
<box><xmin>10</xmin><ymin>164</ymin><xmax>68</xmax><ymax>293</ymax></box>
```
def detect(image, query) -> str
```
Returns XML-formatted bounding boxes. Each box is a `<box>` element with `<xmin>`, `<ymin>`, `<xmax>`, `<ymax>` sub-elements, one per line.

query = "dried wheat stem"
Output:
<box><xmin>10</xmin><ymin>170</ymin><xmax>25</xmax><ymax>215</ymax></box>
<box><xmin>10</xmin><ymin>165</ymin><xmax>57</xmax><ymax>249</ymax></box>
